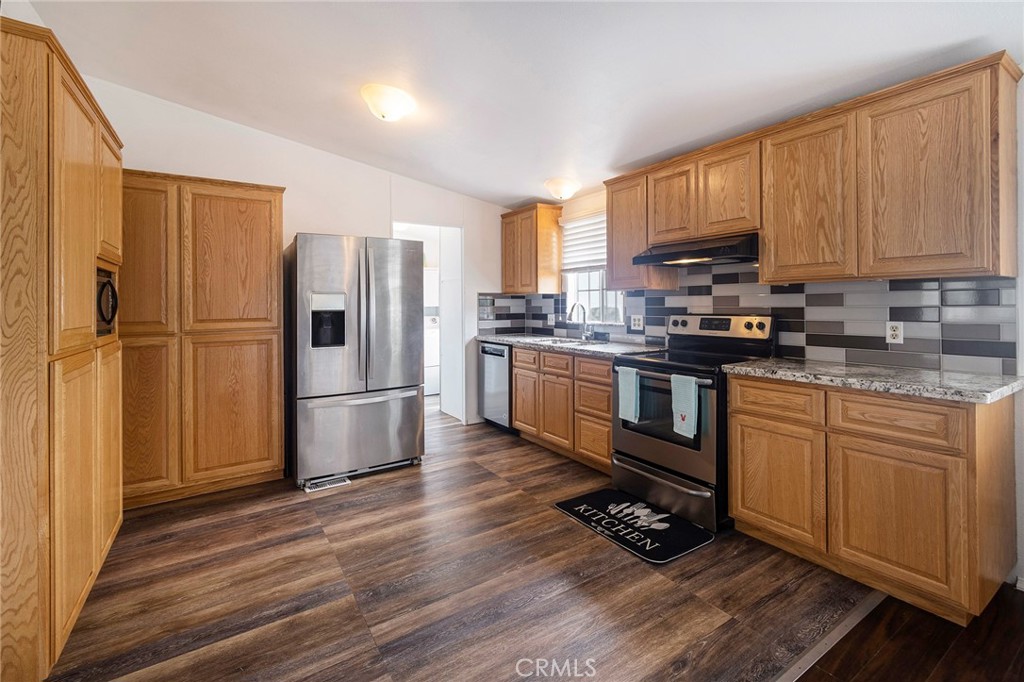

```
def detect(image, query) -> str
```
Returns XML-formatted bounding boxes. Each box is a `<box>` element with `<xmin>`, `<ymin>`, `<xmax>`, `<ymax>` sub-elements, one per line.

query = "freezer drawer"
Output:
<box><xmin>295</xmin><ymin>386</ymin><xmax>424</xmax><ymax>482</ymax></box>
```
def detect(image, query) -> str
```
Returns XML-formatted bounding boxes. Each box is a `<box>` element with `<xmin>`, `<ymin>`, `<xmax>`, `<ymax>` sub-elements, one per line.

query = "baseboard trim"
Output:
<box><xmin>1016</xmin><ymin>576</ymin><xmax>1024</xmax><ymax>592</ymax></box>
<box><xmin>773</xmin><ymin>590</ymin><xmax>887</xmax><ymax>682</ymax></box>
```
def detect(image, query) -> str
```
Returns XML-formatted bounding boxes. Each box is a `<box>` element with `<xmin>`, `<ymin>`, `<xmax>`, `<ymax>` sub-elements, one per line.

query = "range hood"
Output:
<box><xmin>632</xmin><ymin>234</ymin><xmax>759</xmax><ymax>267</ymax></box>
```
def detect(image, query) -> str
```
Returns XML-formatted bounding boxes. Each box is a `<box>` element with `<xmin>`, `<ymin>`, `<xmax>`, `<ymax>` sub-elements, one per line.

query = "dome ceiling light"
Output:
<box><xmin>544</xmin><ymin>177</ymin><xmax>582</xmax><ymax>201</ymax></box>
<box><xmin>360</xmin><ymin>83</ymin><xmax>417</xmax><ymax>122</ymax></box>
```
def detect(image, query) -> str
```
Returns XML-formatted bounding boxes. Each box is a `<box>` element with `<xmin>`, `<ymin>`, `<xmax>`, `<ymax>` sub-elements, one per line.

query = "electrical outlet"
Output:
<box><xmin>886</xmin><ymin>321</ymin><xmax>904</xmax><ymax>344</ymax></box>
<box><xmin>547</xmin><ymin>314</ymin><xmax>555</xmax><ymax>325</ymax></box>
<box><xmin>630</xmin><ymin>315</ymin><xmax>645</xmax><ymax>331</ymax></box>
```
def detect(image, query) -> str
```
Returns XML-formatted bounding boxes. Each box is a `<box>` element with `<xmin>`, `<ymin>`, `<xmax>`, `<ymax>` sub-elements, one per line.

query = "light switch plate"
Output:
<box><xmin>630</xmin><ymin>315</ymin><xmax>644</xmax><ymax>331</ymax></box>
<box><xmin>886</xmin><ymin>321</ymin><xmax>904</xmax><ymax>344</ymax></box>
<box><xmin>547</xmin><ymin>314</ymin><xmax>555</xmax><ymax>325</ymax></box>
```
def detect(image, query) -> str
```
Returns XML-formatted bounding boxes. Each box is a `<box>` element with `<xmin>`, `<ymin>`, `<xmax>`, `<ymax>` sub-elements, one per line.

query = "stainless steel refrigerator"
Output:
<box><xmin>284</xmin><ymin>233</ymin><xmax>425</xmax><ymax>489</ymax></box>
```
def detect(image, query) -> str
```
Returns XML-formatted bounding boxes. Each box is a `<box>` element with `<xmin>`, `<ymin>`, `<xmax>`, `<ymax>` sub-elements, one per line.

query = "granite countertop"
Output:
<box><xmin>723</xmin><ymin>358</ymin><xmax>1024</xmax><ymax>404</ymax></box>
<box><xmin>475</xmin><ymin>334</ymin><xmax>663</xmax><ymax>359</ymax></box>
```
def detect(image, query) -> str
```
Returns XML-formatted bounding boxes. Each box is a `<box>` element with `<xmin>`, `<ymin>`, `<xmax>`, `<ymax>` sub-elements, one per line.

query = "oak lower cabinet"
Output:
<box><xmin>512</xmin><ymin>367</ymin><xmax>540</xmax><ymax>435</ymax></box>
<box><xmin>538</xmin><ymin>374</ymin><xmax>574</xmax><ymax>450</ymax></box>
<box><xmin>182</xmin><ymin>332</ymin><xmax>283</xmax><ymax>482</ymax></box>
<box><xmin>122</xmin><ymin>336</ymin><xmax>180</xmax><ymax>497</ymax></box>
<box><xmin>575</xmin><ymin>415</ymin><xmax>612</xmax><ymax>467</ymax></box>
<box><xmin>96</xmin><ymin>342</ymin><xmax>123</xmax><ymax>560</ymax></box>
<box><xmin>728</xmin><ymin>375</ymin><xmax>1016</xmax><ymax>625</ymax></box>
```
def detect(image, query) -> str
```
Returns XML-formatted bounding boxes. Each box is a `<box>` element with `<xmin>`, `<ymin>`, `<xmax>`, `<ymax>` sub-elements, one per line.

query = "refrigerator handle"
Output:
<box><xmin>358</xmin><ymin>248</ymin><xmax>366</xmax><ymax>381</ymax></box>
<box><xmin>367</xmin><ymin>246</ymin><xmax>375</xmax><ymax>381</ymax></box>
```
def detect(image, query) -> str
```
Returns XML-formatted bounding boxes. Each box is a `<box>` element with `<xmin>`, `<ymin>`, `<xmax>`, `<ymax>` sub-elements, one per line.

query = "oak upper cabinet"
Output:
<box><xmin>512</xmin><ymin>367</ymin><xmax>540</xmax><ymax>435</ymax></box>
<box><xmin>606</xmin><ymin>176</ymin><xmax>678</xmax><ymax>290</ymax></box>
<box><xmin>828</xmin><ymin>434</ymin><xmax>967</xmax><ymax>604</ymax></box>
<box><xmin>121</xmin><ymin>173</ymin><xmax>179</xmax><ymax>335</ymax></box>
<box><xmin>858</xmin><ymin>72</ymin><xmax>994</xmax><ymax>277</ymax></box>
<box><xmin>539</xmin><ymin>373</ymin><xmax>574</xmax><ymax>451</ymax></box>
<box><xmin>122</xmin><ymin>336</ymin><xmax>180</xmax><ymax>497</ymax></box>
<box><xmin>182</xmin><ymin>332</ymin><xmax>283</xmax><ymax>483</ymax></box>
<box><xmin>729</xmin><ymin>413</ymin><xmax>827</xmax><ymax>551</ymax></box>
<box><xmin>181</xmin><ymin>182</ymin><xmax>282</xmax><ymax>331</ymax></box>
<box><xmin>761</xmin><ymin>114</ymin><xmax>858</xmax><ymax>282</ymax></box>
<box><xmin>96</xmin><ymin>341</ymin><xmax>123</xmax><ymax>558</ymax></box>
<box><xmin>647</xmin><ymin>160</ymin><xmax>697</xmax><ymax>245</ymax></box>
<box><xmin>500</xmin><ymin>203</ymin><xmax>561</xmax><ymax>294</ymax></box>
<box><xmin>97</xmin><ymin>130</ymin><xmax>123</xmax><ymax>265</ymax></box>
<box><xmin>50</xmin><ymin>350</ymin><xmax>98</xmax><ymax>654</ymax></box>
<box><xmin>51</xmin><ymin>58</ymin><xmax>98</xmax><ymax>354</ymax></box>
<box><xmin>698</xmin><ymin>140</ymin><xmax>761</xmax><ymax>237</ymax></box>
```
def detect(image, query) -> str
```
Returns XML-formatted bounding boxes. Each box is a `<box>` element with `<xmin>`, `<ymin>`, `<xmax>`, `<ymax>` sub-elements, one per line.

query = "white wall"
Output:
<box><xmin>0</xmin><ymin>0</ymin><xmax>45</xmax><ymax>25</ymax></box>
<box><xmin>82</xmin><ymin>76</ymin><xmax>503</xmax><ymax>424</ymax></box>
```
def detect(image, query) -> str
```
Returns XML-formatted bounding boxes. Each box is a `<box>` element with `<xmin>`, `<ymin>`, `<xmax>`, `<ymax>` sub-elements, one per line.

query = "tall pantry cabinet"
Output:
<box><xmin>120</xmin><ymin>171</ymin><xmax>285</xmax><ymax>508</ymax></box>
<box><xmin>1</xmin><ymin>18</ymin><xmax>124</xmax><ymax>678</ymax></box>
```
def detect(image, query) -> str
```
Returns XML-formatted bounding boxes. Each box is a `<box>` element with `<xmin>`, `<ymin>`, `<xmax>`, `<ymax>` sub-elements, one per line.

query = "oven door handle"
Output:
<box><xmin>612</xmin><ymin>456</ymin><xmax>713</xmax><ymax>498</ymax></box>
<box><xmin>613</xmin><ymin>368</ymin><xmax>713</xmax><ymax>386</ymax></box>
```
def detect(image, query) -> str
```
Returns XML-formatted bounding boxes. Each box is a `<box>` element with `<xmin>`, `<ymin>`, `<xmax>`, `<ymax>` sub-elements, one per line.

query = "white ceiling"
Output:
<box><xmin>29</xmin><ymin>1</ymin><xmax>1024</xmax><ymax>208</ymax></box>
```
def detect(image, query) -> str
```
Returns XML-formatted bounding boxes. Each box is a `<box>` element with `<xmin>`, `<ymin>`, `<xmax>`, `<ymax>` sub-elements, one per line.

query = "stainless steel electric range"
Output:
<box><xmin>611</xmin><ymin>314</ymin><xmax>776</xmax><ymax>532</ymax></box>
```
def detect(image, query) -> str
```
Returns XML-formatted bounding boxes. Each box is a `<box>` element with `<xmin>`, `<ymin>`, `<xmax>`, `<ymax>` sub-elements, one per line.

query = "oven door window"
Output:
<box><xmin>622</xmin><ymin>375</ymin><xmax>709</xmax><ymax>448</ymax></box>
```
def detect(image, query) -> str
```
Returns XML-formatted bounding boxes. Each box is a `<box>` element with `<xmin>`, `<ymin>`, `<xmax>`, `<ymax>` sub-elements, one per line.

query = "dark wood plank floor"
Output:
<box><xmin>51</xmin><ymin>402</ymin><xmax>875</xmax><ymax>681</ymax></box>
<box><xmin>800</xmin><ymin>583</ymin><xmax>1024</xmax><ymax>682</ymax></box>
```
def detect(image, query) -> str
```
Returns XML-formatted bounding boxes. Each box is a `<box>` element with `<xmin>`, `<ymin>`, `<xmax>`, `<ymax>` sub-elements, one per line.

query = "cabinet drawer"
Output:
<box><xmin>828</xmin><ymin>392</ymin><xmax>966</xmax><ymax>454</ymax></box>
<box><xmin>540</xmin><ymin>351</ymin><xmax>573</xmax><ymax>377</ymax></box>
<box><xmin>575</xmin><ymin>381</ymin><xmax>612</xmax><ymax>419</ymax></box>
<box><xmin>729</xmin><ymin>377</ymin><xmax>826</xmax><ymax>426</ymax></box>
<box><xmin>512</xmin><ymin>348</ymin><xmax>540</xmax><ymax>370</ymax></box>
<box><xmin>574</xmin><ymin>357</ymin><xmax>612</xmax><ymax>384</ymax></box>
<box><xmin>575</xmin><ymin>414</ymin><xmax>611</xmax><ymax>463</ymax></box>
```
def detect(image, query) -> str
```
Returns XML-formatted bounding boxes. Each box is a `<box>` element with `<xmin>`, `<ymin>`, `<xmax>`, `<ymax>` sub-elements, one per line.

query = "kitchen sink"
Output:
<box><xmin>530</xmin><ymin>338</ymin><xmax>605</xmax><ymax>346</ymax></box>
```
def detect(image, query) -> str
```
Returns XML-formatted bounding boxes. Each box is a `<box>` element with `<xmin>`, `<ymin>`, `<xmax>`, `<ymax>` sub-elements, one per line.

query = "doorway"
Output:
<box><xmin>392</xmin><ymin>223</ymin><xmax>463</xmax><ymax>418</ymax></box>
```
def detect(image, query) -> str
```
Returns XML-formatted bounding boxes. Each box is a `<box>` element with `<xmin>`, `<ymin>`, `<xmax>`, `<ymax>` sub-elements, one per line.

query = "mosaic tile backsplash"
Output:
<box><xmin>478</xmin><ymin>262</ymin><xmax>1017</xmax><ymax>375</ymax></box>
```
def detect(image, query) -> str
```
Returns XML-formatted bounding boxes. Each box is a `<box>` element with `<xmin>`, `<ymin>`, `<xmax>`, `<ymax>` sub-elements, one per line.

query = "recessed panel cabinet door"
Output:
<box><xmin>96</xmin><ymin>341</ymin><xmax>123</xmax><ymax>557</ymax></box>
<box><xmin>181</xmin><ymin>184</ymin><xmax>282</xmax><ymax>331</ymax></box>
<box><xmin>51</xmin><ymin>59</ymin><xmax>98</xmax><ymax>353</ymax></box>
<box><xmin>51</xmin><ymin>350</ymin><xmax>97</xmax><ymax>654</ymax></box>
<box><xmin>647</xmin><ymin>161</ymin><xmax>697</xmax><ymax>245</ymax></box>
<box><xmin>121</xmin><ymin>175</ymin><xmax>179</xmax><ymax>335</ymax></box>
<box><xmin>122</xmin><ymin>336</ymin><xmax>180</xmax><ymax>497</ymax></box>
<box><xmin>761</xmin><ymin>114</ymin><xmax>858</xmax><ymax>282</ymax></box>
<box><xmin>501</xmin><ymin>216</ymin><xmax>518</xmax><ymax>293</ymax></box>
<box><xmin>97</xmin><ymin>131</ymin><xmax>123</xmax><ymax>265</ymax></box>
<box><xmin>698</xmin><ymin>140</ymin><xmax>760</xmax><ymax>237</ymax></box>
<box><xmin>729</xmin><ymin>413</ymin><xmax>826</xmax><ymax>550</ymax></box>
<box><xmin>606</xmin><ymin>176</ymin><xmax>648</xmax><ymax>290</ymax></box>
<box><xmin>516</xmin><ymin>211</ymin><xmax>538</xmax><ymax>292</ymax></box>
<box><xmin>512</xmin><ymin>367</ymin><xmax>539</xmax><ymax>435</ymax></box>
<box><xmin>539</xmin><ymin>374</ymin><xmax>574</xmax><ymax>450</ymax></box>
<box><xmin>182</xmin><ymin>332</ymin><xmax>283</xmax><ymax>482</ymax></box>
<box><xmin>857</xmin><ymin>71</ymin><xmax>990</xmax><ymax>276</ymax></box>
<box><xmin>828</xmin><ymin>434</ymin><xmax>968</xmax><ymax>604</ymax></box>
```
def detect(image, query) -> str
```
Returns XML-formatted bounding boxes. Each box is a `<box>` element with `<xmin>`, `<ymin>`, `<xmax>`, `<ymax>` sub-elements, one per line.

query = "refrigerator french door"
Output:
<box><xmin>288</xmin><ymin>234</ymin><xmax>425</xmax><ymax>485</ymax></box>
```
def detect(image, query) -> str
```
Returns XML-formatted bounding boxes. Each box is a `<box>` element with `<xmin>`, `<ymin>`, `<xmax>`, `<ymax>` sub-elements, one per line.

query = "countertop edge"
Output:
<box><xmin>475</xmin><ymin>334</ymin><xmax>661</xmax><ymax>359</ymax></box>
<box><xmin>722</xmin><ymin>363</ymin><xmax>1024</xmax><ymax>405</ymax></box>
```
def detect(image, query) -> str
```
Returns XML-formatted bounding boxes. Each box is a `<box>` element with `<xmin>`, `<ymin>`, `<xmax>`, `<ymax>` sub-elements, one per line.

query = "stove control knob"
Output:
<box><xmin>744</xmin><ymin>321</ymin><xmax>754</xmax><ymax>330</ymax></box>
<box><xmin>671</xmin><ymin>319</ymin><xmax>680</xmax><ymax>327</ymax></box>
<box><xmin>755</xmin><ymin>321</ymin><xmax>766</xmax><ymax>331</ymax></box>
<box><xmin>679</xmin><ymin>319</ymin><xmax>688</xmax><ymax>327</ymax></box>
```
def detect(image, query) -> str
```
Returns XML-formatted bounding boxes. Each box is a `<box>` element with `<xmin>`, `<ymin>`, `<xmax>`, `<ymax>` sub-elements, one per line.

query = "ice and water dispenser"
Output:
<box><xmin>310</xmin><ymin>293</ymin><xmax>346</xmax><ymax>347</ymax></box>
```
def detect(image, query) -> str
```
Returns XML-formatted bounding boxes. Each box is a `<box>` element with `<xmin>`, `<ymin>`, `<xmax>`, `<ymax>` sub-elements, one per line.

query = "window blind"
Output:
<box><xmin>561</xmin><ymin>214</ymin><xmax>606</xmax><ymax>272</ymax></box>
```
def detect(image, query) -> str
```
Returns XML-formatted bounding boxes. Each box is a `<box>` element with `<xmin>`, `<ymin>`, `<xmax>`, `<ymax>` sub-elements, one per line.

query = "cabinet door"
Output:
<box><xmin>698</xmin><ymin>141</ymin><xmax>760</xmax><ymax>236</ymax></box>
<box><xmin>575</xmin><ymin>414</ymin><xmax>611</xmax><ymax>464</ymax></box>
<box><xmin>122</xmin><ymin>336</ymin><xmax>180</xmax><ymax>498</ymax></box>
<box><xmin>539</xmin><ymin>374</ymin><xmax>574</xmax><ymax>450</ymax></box>
<box><xmin>501</xmin><ymin>215</ymin><xmax>518</xmax><ymax>293</ymax></box>
<box><xmin>606</xmin><ymin>177</ymin><xmax>677</xmax><ymax>291</ymax></box>
<box><xmin>51</xmin><ymin>59</ymin><xmax>98</xmax><ymax>353</ymax></box>
<box><xmin>828</xmin><ymin>434</ymin><xmax>968</xmax><ymax>605</ymax></box>
<box><xmin>516</xmin><ymin>211</ymin><xmax>538</xmax><ymax>292</ymax></box>
<box><xmin>858</xmin><ymin>72</ymin><xmax>990</xmax><ymax>277</ymax></box>
<box><xmin>51</xmin><ymin>350</ymin><xmax>97</xmax><ymax>653</ymax></box>
<box><xmin>97</xmin><ymin>130</ymin><xmax>123</xmax><ymax>265</ymax></box>
<box><xmin>647</xmin><ymin>160</ymin><xmax>697</xmax><ymax>245</ymax></box>
<box><xmin>181</xmin><ymin>183</ymin><xmax>282</xmax><ymax>332</ymax></box>
<box><xmin>762</xmin><ymin>114</ymin><xmax>857</xmax><ymax>282</ymax></box>
<box><xmin>121</xmin><ymin>175</ymin><xmax>179</xmax><ymax>335</ymax></box>
<box><xmin>182</xmin><ymin>332</ymin><xmax>282</xmax><ymax>482</ymax></box>
<box><xmin>96</xmin><ymin>341</ymin><xmax>122</xmax><ymax>558</ymax></box>
<box><xmin>729</xmin><ymin>413</ymin><xmax>826</xmax><ymax>550</ymax></box>
<box><xmin>512</xmin><ymin>367</ymin><xmax>539</xmax><ymax>435</ymax></box>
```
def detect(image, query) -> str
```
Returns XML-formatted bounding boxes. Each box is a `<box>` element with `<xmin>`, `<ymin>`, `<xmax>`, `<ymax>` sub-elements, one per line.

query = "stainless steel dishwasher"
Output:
<box><xmin>478</xmin><ymin>342</ymin><xmax>511</xmax><ymax>427</ymax></box>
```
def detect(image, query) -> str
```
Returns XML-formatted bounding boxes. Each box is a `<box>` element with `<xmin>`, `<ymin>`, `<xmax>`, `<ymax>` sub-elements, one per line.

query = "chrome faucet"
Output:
<box><xmin>567</xmin><ymin>301</ymin><xmax>594</xmax><ymax>340</ymax></box>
